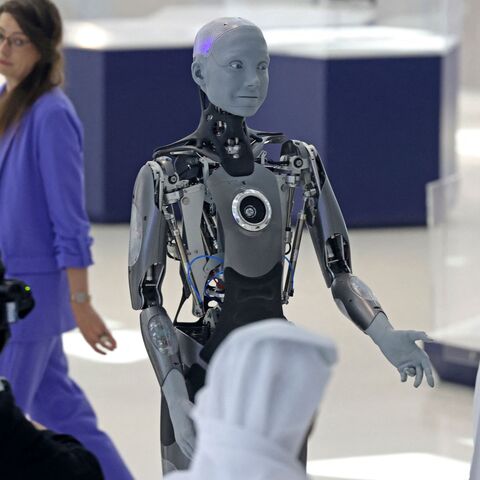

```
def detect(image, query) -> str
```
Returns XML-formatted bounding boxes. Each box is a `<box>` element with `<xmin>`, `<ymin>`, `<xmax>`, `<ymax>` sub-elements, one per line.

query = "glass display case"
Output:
<box><xmin>425</xmin><ymin>141</ymin><xmax>480</xmax><ymax>386</ymax></box>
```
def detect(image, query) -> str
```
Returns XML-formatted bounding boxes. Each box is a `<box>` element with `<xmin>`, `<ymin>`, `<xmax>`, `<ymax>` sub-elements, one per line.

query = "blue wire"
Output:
<box><xmin>187</xmin><ymin>254</ymin><xmax>224</xmax><ymax>304</ymax></box>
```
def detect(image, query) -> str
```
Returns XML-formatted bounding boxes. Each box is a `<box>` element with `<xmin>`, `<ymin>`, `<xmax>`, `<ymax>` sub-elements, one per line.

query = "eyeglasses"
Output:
<box><xmin>0</xmin><ymin>32</ymin><xmax>31</xmax><ymax>49</ymax></box>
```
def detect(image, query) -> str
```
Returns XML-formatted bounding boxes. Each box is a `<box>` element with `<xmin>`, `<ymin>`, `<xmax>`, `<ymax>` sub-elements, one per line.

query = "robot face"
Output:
<box><xmin>200</xmin><ymin>27</ymin><xmax>269</xmax><ymax>117</ymax></box>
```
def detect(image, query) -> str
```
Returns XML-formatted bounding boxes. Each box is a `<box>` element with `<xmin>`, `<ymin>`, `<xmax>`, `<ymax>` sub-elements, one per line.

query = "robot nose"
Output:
<box><xmin>246</xmin><ymin>71</ymin><xmax>261</xmax><ymax>88</ymax></box>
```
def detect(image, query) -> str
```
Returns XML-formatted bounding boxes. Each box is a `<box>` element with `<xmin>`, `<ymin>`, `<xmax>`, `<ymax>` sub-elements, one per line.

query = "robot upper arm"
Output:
<box><xmin>128</xmin><ymin>161</ymin><xmax>169</xmax><ymax>310</ymax></box>
<box><xmin>128</xmin><ymin>151</ymin><xmax>219</xmax><ymax>316</ymax></box>
<box><xmin>282</xmin><ymin>140</ymin><xmax>352</xmax><ymax>287</ymax></box>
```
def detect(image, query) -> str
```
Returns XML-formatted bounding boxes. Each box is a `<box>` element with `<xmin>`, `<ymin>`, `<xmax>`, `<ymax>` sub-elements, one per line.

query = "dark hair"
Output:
<box><xmin>0</xmin><ymin>0</ymin><xmax>63</xmax><ymax>135</ymax></box>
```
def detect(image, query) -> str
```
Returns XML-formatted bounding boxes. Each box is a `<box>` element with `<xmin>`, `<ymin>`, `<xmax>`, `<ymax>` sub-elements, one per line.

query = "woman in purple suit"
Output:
<box><xmin>0</xmin><ymin>1</ymin><xmax>133</xmax><ymax>478</ymax></box>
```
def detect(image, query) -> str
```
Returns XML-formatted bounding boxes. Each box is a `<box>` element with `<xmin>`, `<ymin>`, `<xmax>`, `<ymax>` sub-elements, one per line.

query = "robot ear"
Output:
<box><xmin>191</xmin><ymin>59</ymin><xmax>206</xmax><ymax>88</ymax></box>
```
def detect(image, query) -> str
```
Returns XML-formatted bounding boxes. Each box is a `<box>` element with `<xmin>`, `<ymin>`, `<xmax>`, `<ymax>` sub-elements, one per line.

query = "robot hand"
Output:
<box><xmin>366</xmin><ymin>313</ymin><xmax>435</xmax><ymax>388</ymax></box>
<box><xmin>163</xmin><ymin>370</ymin><xmax>196</xmax><ymax>459</ymax></box>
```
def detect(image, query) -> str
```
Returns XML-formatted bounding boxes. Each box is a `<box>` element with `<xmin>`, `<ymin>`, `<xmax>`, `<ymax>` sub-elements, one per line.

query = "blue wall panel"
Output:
<box><xmin>64</xmin><ymin>47</ymin><xmax>456</xmax><ymax>226</ymax></box>
<box><xmin>325</xmin><ymin>56</ymin><xmax>441</xmax><ymax>227</ymax></box>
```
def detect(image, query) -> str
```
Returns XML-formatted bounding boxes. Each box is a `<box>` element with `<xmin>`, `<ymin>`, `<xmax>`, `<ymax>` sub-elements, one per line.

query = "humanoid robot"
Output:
<box><xmin>128</xmin><ymin>17</ymin><xmax>435</xmax><ymax>474</ymax></box>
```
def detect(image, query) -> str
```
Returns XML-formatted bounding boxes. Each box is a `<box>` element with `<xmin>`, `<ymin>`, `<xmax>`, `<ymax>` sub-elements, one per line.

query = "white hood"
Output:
<box><xmin>167</xmin><ymin>319</ymin><xmax>337</xmax><ymax>480</ymax></box>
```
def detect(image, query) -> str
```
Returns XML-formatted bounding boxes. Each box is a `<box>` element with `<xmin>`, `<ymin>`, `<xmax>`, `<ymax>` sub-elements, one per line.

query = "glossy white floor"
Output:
<box><xmin>63</xmin><ymin>92</ymin><xmax>480</xmax><ymax>479</ymax></box>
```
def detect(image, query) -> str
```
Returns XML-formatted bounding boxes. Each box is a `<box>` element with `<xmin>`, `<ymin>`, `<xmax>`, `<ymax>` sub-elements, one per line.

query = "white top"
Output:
<box><xmin>165</xmin><ymin>319</ymin><xmax>337</xmax><ymax>480</ymax></box>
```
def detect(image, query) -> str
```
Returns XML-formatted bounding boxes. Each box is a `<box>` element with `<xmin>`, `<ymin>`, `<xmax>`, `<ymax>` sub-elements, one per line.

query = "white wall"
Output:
<box><xmin>460</xmin><ymin>0</ymin><xmax>480</xmax><ymax>91</ymax></box>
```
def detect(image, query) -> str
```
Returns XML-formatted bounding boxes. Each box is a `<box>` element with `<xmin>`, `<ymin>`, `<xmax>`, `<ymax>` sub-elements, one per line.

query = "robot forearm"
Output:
<box><xmin>140</xmin><ymin>307</ymin><xmax>195</xmax><ymax>458</ymax></box>
<box><xmin>331</xmin><ymin>273</ymin><xmax>385</xmax><ymax>331</ymax></box>
<box><xmin>140</xmin><ymin>309</ymin><xmax>196</xmax><ymax>458</ymax></box>
<box><xmin>140</xmin><ymin>306</ymin><xmax>183</xmax><ymax>386</ymax></box>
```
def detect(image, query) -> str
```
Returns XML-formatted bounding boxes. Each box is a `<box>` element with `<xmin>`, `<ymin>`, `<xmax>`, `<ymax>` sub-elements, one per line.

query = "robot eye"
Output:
<box><xmin>258</xmin><ymin>62</ymin><xmax>268</xmax><ymax>71</ymax></box>
<box><xmin>229</xmin><ymin>60</ymin><xmax>243</xmax><ymax>70</ymax></box>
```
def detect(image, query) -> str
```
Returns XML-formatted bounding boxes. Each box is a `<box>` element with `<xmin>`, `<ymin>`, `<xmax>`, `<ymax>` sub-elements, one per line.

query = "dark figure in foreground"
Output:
<box><xmin>0</xmin><ymin>260</ymin><xmax>103</xmax><ymax>479</ymax></box>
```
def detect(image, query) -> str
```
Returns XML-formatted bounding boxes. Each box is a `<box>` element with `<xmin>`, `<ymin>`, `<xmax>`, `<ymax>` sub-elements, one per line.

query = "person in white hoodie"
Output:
<box><xmin>166</xmin><ymin>319</ymin><xmax>337</xmax><ymax>480</ymax></box>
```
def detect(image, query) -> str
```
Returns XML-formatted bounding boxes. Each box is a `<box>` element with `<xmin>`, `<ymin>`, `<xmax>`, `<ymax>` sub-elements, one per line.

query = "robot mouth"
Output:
<box><xmin>237</xmin><ymin>95</ymin><xmax>258</xmax><ymax>99</ymax></box>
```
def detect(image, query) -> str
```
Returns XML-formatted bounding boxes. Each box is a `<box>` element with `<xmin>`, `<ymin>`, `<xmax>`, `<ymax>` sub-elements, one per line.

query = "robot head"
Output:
<box><xmin>191</xmin><ymin>17</ymin><xmax>269</xmax><ymax>118</ymax></box>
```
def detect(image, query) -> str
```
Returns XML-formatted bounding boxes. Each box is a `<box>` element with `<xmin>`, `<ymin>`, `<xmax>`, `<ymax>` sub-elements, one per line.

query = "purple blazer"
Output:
<box><xmin>0</xmin><ymin>87</ymin><xmax>93</xmax><ymax>341</ymax></box>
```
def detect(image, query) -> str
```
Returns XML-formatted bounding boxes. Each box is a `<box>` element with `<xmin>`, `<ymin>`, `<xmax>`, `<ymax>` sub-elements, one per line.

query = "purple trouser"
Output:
<box><xmin>0</xmin><ymin>336</ymin><xmax>133</xmax><ymax>480</ymax></box>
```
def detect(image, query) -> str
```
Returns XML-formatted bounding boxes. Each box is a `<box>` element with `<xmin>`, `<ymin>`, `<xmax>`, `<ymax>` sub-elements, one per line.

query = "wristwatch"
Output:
<box><xmin>70</xmin><ymin>292</ymin><xmax>91</xmax><ymax>304</ymax></box>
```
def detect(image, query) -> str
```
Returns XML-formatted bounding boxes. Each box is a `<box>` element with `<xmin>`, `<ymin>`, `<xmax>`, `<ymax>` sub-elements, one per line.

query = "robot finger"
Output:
<box><xmin>414</xmin><ymin>366</ymin><xmax>424</xmax><ymax>388</ymax></box>
<box><xmin>423</xmin><ymin>360</ymin><xmax>435</xmax><ymax>388</ymax></box>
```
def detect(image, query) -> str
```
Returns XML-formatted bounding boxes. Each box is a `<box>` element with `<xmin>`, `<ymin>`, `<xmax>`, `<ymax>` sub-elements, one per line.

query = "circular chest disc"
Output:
<box><xmin>232</xmin><ymin>189</ymin><xmax>272</xmax><ymax>232</ymax></box>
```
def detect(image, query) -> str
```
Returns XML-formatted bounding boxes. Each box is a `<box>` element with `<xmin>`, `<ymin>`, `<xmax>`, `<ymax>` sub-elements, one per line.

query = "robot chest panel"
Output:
<box><xmin>206</xmin><ymin>164</ymin><xmax>286</xmax><ymax>278</ymax></box>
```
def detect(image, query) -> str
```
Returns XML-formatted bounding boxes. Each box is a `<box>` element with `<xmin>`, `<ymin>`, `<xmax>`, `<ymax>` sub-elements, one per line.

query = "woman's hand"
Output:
<box><xmin>66</xmin><ymin>268</ymin><xmax>117</xmax><ymax>355</ymax></box>
<box><xmin>72</xmin><ymin>303</ymin><xmax>117</xmax><ymax>355</ymax></box>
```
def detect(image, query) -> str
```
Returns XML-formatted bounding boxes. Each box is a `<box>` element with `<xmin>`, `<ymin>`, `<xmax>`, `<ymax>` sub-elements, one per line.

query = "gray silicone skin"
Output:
<box><xmin>365</xmin><ymin>313</ymin><xmax>435</xmax><ymax>388</ymax></box>
<box><xmin>191</xmin><ymin>18</ymin><xmax>270</xmax><ymax>118</ymax></box>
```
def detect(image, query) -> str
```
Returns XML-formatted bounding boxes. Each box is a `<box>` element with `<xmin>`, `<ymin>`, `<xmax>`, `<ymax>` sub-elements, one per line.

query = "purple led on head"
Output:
<box><xmin>192</xmin><ymin>17</ymin><xmax>258</xmax><ymax>59</ymax></box>
<box><xmin>198</xmin><ymin>36</ymin><xmax>214</xmax><ymax>56</ymax></box>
